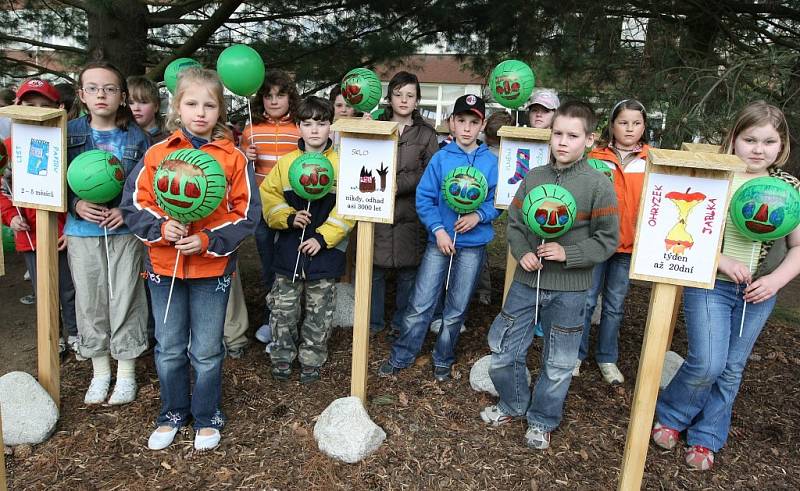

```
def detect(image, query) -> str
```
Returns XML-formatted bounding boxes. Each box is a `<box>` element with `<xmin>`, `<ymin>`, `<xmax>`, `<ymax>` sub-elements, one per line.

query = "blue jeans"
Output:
<box><xmin>655</xmin><ymin>281</ymin><xmax>776</xmax><ymax>451</ymax></box>
<box><xmin>389</xmin><ymin>244</ymin><xmax>484</xmax><ymax>369</ymax></box>
<box><xmin>370</xmin><ymin>266</ymin><xmax>417</xmax><ymax>332</ymax></box>
<box><xmin>580</xmin><ymin>252</ymin><xmax>631</xmax><ymax>363</ymax></box>
<box><xmin>254</xmin><ymin>218</ymin><xmax>276</xmax><ymax>324</ymax></box>
<box><xmin>149</xmin><ymin>274</ymin><xmax>231</xmax><ymax>430</ymax></box>
<box><xmin>488</xmin><ymin>281</ymin><xmax>585</xmax><ymax>432</ymax></box>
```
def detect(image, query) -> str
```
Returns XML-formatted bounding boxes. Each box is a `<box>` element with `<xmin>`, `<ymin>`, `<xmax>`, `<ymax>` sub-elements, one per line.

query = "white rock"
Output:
<box><xmin>333</xmin><ymin>282</ymin><xmax>355</xmax><ymax>328</ymax></box>
<box><xmin>314</xmin><ymin>396</ymin><xmax>385</xmax><ymax>463</ymax></box>
<box><xmin>0</xmin><ymin>371</ymin><xmax>59</xmax><ymax>445</ymax></box>
<box><xmin>660</xmin><ymin>351</ymin><xmax>685</xmax><ymax>389</ymax></box>
<box><xmin>470</xmin><ymin>354</ymin><xmax>530</xmax><ymax>397</ymax></box>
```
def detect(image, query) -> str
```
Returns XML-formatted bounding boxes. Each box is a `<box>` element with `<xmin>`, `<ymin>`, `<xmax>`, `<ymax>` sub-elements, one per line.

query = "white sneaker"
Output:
<box><xmin>84</xmin><ymin>376</ymin><xmax>111</xmax><ymax>404</ymax></box>
<box><xmin>525</xmin><ymin>426</ymin><xmax>551</xmax><ymax>449</ymax></box>
<box><xmin>572</xmin><ymin>360</ymin><xmax>581</xmax><ymax>377</ymax></box>
<box><xmin>255</xmin><ymin>323</ymin><xmax>272</xmax><ymax>344</ymax></box>
<box><xmin>58</xmin><ymin>337</ymin><xmax>66</xmax><ymax>354</ymax></box>
<box><xmin>264</xmin><ymin>341</ymin><xmax>274</xmax><ymax>354</ymax></box>
<box><xmin>194</xmin><ymin>428</ymin><xmax>221</xmax><ymax>450</ymax></box>
<box><xmin>148</xmin><ymin>426</ymin><xmax>179</xmax><ymax>450</ymax></box>
<box><xmin>108</xmin><ymin>378</ymin><xmax>137</xmax><ymax>405</ymax></box>
<box><xmin>67</xmin><ymin>335</ymin><xmax>80</xmax><ymax>353</ymax></box>
<box><xmin>598</xmin><ymin>362</ymin><xmax>624</xmax><ymax>384</ymax></box>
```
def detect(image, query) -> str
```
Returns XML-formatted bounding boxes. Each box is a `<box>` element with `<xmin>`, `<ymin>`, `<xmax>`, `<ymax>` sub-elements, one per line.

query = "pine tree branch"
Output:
<box><xmin>0</xmin><ymin>34</ymin><xmax>86</xmax><ymax>55</ymax></box>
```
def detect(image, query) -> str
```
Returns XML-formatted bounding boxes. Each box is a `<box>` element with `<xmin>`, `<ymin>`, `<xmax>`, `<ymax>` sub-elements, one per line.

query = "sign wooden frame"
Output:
<box><xmin>330</xmin><ymin>118</ymin><xmax>399</xmax><ymax>402</ymax></box>
<box><xmin>680</xmin><ymin>142</ymin><xmax>722</xmax><ymax>154</ymax></box>
<box><xmin>618</xmin><ymin>148</ymin><xmax>745</xmax><ymax>490</ymax></box>
<box><xmin>495</xmin><ymin>126</ymin><xmax>551</xmax><ymax>303</ymax></box>
<box><xmin>0</xmin><ymin>106</ymin><xmax>66</xmax><ymax>410</ymax></box>
<box><xmin>0</xmin><ymin>228</ymin><xmax>4</xmax><ymax>490</ymax></box>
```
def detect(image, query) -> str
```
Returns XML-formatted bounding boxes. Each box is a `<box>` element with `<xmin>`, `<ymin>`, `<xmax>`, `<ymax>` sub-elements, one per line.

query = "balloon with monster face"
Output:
<box><xmin>154</xmin><ymin>149</ymin><xmax>226</xmax><ymax>223</ymax></box>
<box><xmin>288</xmin><ymin>152</ymin><xmax>335</xmax><ymax>201</ymax></box>
<box><xmin>442</xmin><ymin>165</ymin><xmax>488</xmax><ymax>214</ymax></box>
<box><xmin>588</xmin><ymin>158</ymin><xmax>614</xmax><ymax>182</ymax></box>
<box><xmin>522</xmin><ymin>184</ymin><xmax>577</xmax><ymax>239</ymax></box>
<box><xmin>489</xmin><ymin>60</ymin><xmax>536</xmax><ymax>110</ymax></box>
<box><xmin>729</xmin><ymin>176</ymin><xmax>800</xmax><ymax>242</ymax></box>
<box><xmin>67</xmin><ymin>149</ymin><xmax>125</xmax><ymax>204</ymax></box>
<box><xmin>164</xmin><ymin>58</ymin><xmax>202</xmax><ymax>94</ymax></box>
<box><xmin>340</xmin><ymin>68</ymin><xmax>382</xmax><ymax>113</ymax></box>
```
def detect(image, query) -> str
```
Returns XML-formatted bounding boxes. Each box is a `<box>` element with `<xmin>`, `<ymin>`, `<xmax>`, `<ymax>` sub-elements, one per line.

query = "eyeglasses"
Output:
<box><xmin>82</xmin><ymin>85</ymin><xmax>121</xmax><ymax>95</ymax></box>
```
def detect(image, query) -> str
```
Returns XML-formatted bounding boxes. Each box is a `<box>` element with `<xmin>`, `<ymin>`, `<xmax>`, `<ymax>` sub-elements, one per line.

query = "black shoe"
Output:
<box><xmin>377</xmin><ymin>360</ymin><xmax>400</xmax><ymax>377</ymax></box>
<box><xmin>271</xmin><ymin>362</ymin><xmax>291</xmax><ymax>381</ymax></box>
<box><xmin>300</xmin><ymin>365</ymin><xmax>321</xmax><ymax>384</ymax></box>
<box><xmin>433</xmin><ymin>365</ymin><xmax>451</xmax><ymax>382</ymax></box>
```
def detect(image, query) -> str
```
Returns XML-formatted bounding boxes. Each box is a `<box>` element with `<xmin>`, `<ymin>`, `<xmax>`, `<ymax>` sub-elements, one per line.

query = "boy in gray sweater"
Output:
<box><xmin>480</xmin><ymin>101</ymin><xmax>619</xmax><ymax>449</ymax></box>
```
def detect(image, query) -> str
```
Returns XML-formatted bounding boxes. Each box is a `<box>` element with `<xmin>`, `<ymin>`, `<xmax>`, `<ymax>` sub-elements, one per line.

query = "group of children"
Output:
<box><xmin>0</xmin><ymin>61</ymin><xmax>797</xmax><ymax>470</ymax></box>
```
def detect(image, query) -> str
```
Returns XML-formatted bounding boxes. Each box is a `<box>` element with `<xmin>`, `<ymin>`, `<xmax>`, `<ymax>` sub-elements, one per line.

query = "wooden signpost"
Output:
<box><xmin>331</xmin><ymin>118</ymin><xmax>399</xmax><ymax>402</ymax></box>
<box><xmin>0</xmin><ymin>105</ymin><xmax>66</xmax><ymax>408</ymax></box>
<box><xmin>618</xmin><ymin>148</ymin><xmax>746</xmax><ymax>490</ymax></box>
<box><xmin>494</xmin><ymin>126</ymin><xmax>551</xmax><ymax>302</ymax></box>
<box><xmin>1</xmin><ymin>215</ymin><xmax>5</xmax><ymax>489</ymax></box>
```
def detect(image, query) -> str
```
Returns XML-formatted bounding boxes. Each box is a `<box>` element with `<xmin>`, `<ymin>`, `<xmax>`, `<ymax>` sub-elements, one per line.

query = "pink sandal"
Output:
<box><xmin>651</xmin><ymin>422</ymin><xmax>680</xmax><ymax>450</ymax></box>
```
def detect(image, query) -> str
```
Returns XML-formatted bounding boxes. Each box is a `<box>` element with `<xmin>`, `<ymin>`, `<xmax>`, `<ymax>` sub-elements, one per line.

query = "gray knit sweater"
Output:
<box><xmin>507</xmin><ymin>158</ymin><xmax>619</xmax><ymax>291</ymax></box>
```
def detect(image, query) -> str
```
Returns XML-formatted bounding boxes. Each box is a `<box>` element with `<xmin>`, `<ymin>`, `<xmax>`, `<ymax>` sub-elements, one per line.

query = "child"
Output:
<box><xmin>242</xmin><ymin>70</ymin><xmax>301</xmax><ymax>346</ymax></box>
<box><xmin>480</xmin><ymin>100</ymin><xmax>618</xmax><ymax>449</ymax></box>
<box><xmin>527</xmin><ymin>89</ymin><xmax>559</xmax><ymax>129</ymax></box>
<box><xmin>652</xmin><ymin>101</ymin><xmax>800</xmax><ymax>471</ymax></box>
<box><xmin>122</xmin><ymin>67</ymin><xmax>260</xmax><ymax>451</ymax></box>
<box><xmin>378</xmin><ymin>94</ymin><xmax>499</xmax><ymax>382</ymax></box>
<box><xmin>127</xmin><ymin>75</ymin><xmax>167</xmax><ymax>143</ymax></box>
<box><xmin>577</xmin><ymin>99</ymin><xmax>650</xmax><ymax>383</ymax></box>
<box><xmin>66</xmin><ymin>62</ymin><xmax>151</xmax><ymax>404</ymax></box>
<box><xmin>0</xmin><ymin>79</ymin><xmax>77</xmax><ymax>352</ymax></box>
<box><xmin>370</xmin><ymin>71</ymin><xmax>440</xmax><ymax>336</ymax></box>
<box><xmin>260</xmin><ymin>96</ymin><xmax>353</xmax><ymax>383</ymax></box>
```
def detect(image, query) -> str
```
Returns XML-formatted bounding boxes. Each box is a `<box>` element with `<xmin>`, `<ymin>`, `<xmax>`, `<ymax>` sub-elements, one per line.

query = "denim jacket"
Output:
<box><xmin>65</xmin><ymin>116</ymin><xmax>150</xmax><ymax>237</ymax></box>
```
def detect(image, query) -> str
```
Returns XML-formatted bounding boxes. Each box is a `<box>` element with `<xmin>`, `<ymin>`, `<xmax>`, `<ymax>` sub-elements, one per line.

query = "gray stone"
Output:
<box><xmin>660</xmin><ymin>351</ymin><xmax>685</xmax><ymax>389</ymax></box>
<box><xmin>0</xmin><ymin>371</ymin><xmax>59</xmax><ymax>445</ymax></box>
<box><xmin>470</xmin><ymin>354</ymin><xmax>530</xmax><ymax>397</ymax></box>
<box><xmin>333</xmin><ymin>282</ymin><xmax>355</xmax><ymax>328</ymax></box>
<box><xmin>314</xmin><ymin>396</ymin><xmax>385</xmax><ymax>463</ymax></box>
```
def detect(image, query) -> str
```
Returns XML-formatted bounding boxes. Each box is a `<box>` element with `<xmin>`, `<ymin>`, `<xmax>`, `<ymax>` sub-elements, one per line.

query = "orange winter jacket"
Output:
<box><xmin>587</xmin><ymin>145</ymin><xmax>650</xmax><ymax>253</ymax></box>
<box><xmin>121</xmin><ymin>130</ymin><xmax>261</xmax><ymax>279</ymax></box>
<box><xmin>240</xmin><ymin>116</ymin><xmax>300</xmax><ymax>186</ymax></box>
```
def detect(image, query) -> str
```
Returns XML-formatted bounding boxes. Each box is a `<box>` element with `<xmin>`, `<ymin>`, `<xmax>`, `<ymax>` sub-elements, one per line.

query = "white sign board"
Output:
<box><xmin>631</xmin><ymin>172</ymin><xmax>730</xmax><ymax>287</ymax></box>
<box><xmin>11</xmin><ymin>123</ymin><xmax>64</xmax><ymax>210</ymax></box>
<box><xmin>336</xmin><ymin>135</ymin><xmax>397</xmax><ymax>223</ymax></box>
<box><xmin>496</xmin><ymin>138</ymin><xmax>550</xmax><ymax>208</ymax></box>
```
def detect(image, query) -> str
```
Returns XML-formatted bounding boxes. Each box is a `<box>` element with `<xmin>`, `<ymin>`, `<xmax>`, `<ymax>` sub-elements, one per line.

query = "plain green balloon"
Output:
<box><xmin>216</xmin><ymin>44</ymin><xmax>265</xmax><ymax>97</ymax></box>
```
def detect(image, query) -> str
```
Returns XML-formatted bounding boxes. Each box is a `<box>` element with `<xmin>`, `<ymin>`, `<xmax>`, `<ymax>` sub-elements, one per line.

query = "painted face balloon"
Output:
<box><xmin>340</xmin><ymin>68</ymin><xmax>382</xmax><ymax>113</ymax></box>
<box><xmin>164</xmin><ymin>58</ymin><xmax>202</xmax><ymax>94</ymax></box>
<box><xmin>67</xmin><ymin>149</ymin><xmax>125</xmax><ymax>203</ymax></box>
<box><xmin>442</xmin><ymin>165</ymin><xmax>488</xmax><ymax>214</ymax></box>
<box><xmin>288</xmin><ymin>152</ymin><xmax>335</xmax><ymax>201</ymax></box>
<box><xmin>729</xmin><ymin>176</ymin><xmax>800</xmax><ymax>242</ymax></box>
<box><xmin>154</xmin><ymin>149</ymin><xmax>226</xmax><ymax>223</ymax></box>
<box><xmin>522</xmin><ymin>184</ymin><xmax>577</xmax><ymax>239</ymax></box>
<box><xmin>587</xmin><ymin>158</ymin><xmax>614</xmax><ymax>182</ymax></box>
<box><xmin>489</xmin><ymin>60</ymin><xmax>536</xmax><ymax>110</ymax></box>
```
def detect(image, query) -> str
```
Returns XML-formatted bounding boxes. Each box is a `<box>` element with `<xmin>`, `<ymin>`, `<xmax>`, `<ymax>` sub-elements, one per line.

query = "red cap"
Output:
<box><xmin>16</xmin><ymin>79</ymin><xmax>61</xmax><ymax>104</ymax></box>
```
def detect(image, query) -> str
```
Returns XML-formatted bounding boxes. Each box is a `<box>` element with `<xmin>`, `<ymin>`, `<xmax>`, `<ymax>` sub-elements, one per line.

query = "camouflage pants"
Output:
<box><xmin>267</xmin><ymin>275</ymin><xmax>336</xmax><ymax>367</ymax></box>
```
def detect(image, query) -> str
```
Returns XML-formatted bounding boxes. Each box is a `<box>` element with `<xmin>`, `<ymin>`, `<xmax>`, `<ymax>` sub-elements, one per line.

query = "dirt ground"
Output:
<box><xmin>1</xmin><ymin>235</ymin><xmax>799</xmax><ymax>490</ymax></box>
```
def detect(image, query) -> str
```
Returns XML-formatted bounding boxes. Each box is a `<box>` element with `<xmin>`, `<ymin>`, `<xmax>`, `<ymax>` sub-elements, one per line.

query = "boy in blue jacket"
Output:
<box><xmin>379</xmin><ymin>94</ymin><xmax>499</xmax><ymax>382</ymax></box>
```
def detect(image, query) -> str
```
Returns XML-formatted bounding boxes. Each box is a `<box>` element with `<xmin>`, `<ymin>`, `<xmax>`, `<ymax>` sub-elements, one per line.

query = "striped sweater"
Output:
<box><xmin>240</xmin><ymin>115</ymin><xmax>300</xmax><ymax>185</ymax></box>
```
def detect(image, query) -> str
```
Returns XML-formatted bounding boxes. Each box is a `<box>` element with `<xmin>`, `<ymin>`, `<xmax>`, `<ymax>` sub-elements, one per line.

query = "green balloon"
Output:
<box><xmin>154</xmin><ymin>149</ymin><xmax>226</xmax><ymax>223</ymax></box>
<box><xmin>340</xmin><ymin>68</ymin><xmax>382</xmax><ymax>113</ymax></box>
<box><xmin>288</xmin><ymin>153</ymin><xmax>335</xmax><ymax>201</ymax></box>
<box><xmin>489</xmin><ymin>60</ymin><xmax>536</xmax><ymax>110</ymax></box>
<box><xmin>588</xmin><ymin>158</ymin><xmax>614</xmax><ymax>182</ymax></box>
<box><xmin>370</xmin><ymin>107</ymin><xmax>386</xmax><ymax>120</ymax></box>
<box><xmin>442</xmin><ymin>165</ymin><xmax>488</xmax><ymax>214</ymax></box>
<box><xmin>729</xmin><ymin>176</ymin><xmax>800</xmax><ymax>242</ymax></box>
<box><xmin>2</xmin><ymin>224</ymin><xmax>15</xmax><ymax>253</ymax></box>
<box><xmin>216</xmin><ymin>45</ymin><xmax>265</xmax><ymax>97</ymax></box>
<box><xmin>67</xmin><ymin>150</ymin><xmax>125</xmax><ymax>203</ymax></box>
<box><xmin>522</xmin><ymin>184</ymin><xmax>577</xmax><ymax>239</ymax></box>
<box><xmin>164</xmin><ymin>58</ymin><xmax>202</xmax><ymax>94</ymax></box>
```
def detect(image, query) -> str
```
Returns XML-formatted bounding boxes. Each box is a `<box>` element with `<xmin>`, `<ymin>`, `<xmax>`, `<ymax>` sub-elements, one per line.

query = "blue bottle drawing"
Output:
<box><xmin>27</xmin><ymin>139</ymin><xmax>49</xmax><ymax>176</ymax></box>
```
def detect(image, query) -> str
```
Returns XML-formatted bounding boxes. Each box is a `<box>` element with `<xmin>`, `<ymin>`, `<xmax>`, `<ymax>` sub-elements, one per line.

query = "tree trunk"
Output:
<box><xmin>85</xmin><ymin>0</ymin><xmax>149</xmax><ymax>76</ymax></box>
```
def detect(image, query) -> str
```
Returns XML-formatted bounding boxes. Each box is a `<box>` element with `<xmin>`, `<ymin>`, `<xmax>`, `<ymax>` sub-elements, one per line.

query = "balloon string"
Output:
<box><xmin>246</xmin><ymin>97</ymin><xmax>255</xmax><ymax>146</ymax></box>
<box><xmin>163</xmin><ymin>242</ymin><xmax>181</xmax><ymax>325</ymax></box>
<box><xmin>534</xmin><ymin>239</ymin><xmax>544</xmax><ymax>325</ymax></box>
<box><xmin>292</xmin><ymin>201</ymin><xmax>312</xmax><ymax>283</ymax></box>
<box><xmin>15</xmin><ymin>207</ymin><xmax>34</xmax><ymax>251</ymax></box>
<box><xmin>739</xmin><ymin>242</ymin><xmax>758</xmax><ymax>337</ymax></box>
<box><xmin>104</xmin><ymin>226</ymin><xmax>113</xmax><ymax>299</ymax></box>
<box><xmin>445</xmin><ymin>226</ymin><xmax>458</xmax><ymax>292</ymax></box>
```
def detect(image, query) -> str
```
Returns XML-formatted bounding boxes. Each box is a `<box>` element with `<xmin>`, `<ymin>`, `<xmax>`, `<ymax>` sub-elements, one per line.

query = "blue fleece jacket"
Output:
<box><xmin>416</xmin><ymin>141</ymin><xmax>500</xmax><ymax>248</ymax></box>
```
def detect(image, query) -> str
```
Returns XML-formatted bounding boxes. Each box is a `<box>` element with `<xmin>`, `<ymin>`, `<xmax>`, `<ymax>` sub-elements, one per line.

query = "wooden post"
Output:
<box><xmin>350</xmin><ymin>222</ymin><xmax>374</xmax><ymax>401</ymax></box>
<box><xmin>618</xmin><ymin>283</ymin><xmax>678</xmax><ymax>490</ymax></box>
<box><xmin>1</xmin><ymin>228</ymin><xmax>6</xmax><ymax>489</ymax></box>
<box><xmin>36</xmin><ymin>209</ymin><xmax>60</xmax><ymax>406</ymax></box>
